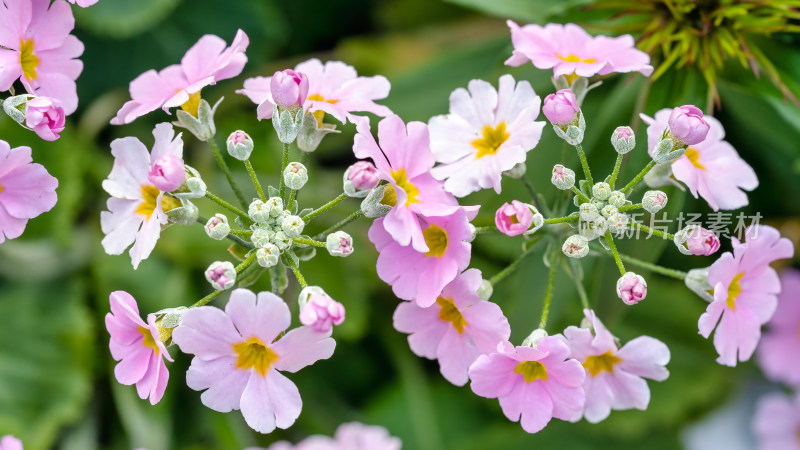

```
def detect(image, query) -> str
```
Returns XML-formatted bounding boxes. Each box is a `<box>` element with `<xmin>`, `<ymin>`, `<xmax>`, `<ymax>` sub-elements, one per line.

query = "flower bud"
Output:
<box><xmin>607</xmin><ymin>212</ymin><xmax>629</xmax><ymax>233</ymax></box>
<box><xmin>226</xmin><ymin>130</ymin><xmax>254</xmax><ymax>161</ymax></box>
<box><xmin>616</xmin><ymin>272</ymin><xmax>647</xmax><ymax>305</ymax></box>
<box><xmin>164</xmin><ymin>198</ymin><xmax>198</xmax><ymax>225</ymax></box>
<box><xmin>592</xmin><ymin>182</ymin><xmax>611</xmax><ymax>201</ymax></box>
<box><xmin>580</xmin><ymin>216</ymin><xmax>607</xmax><ymax>240</ymax></box>
<box><xmin>344</xmin><ymin>161</ymin><xmax>380</xmax><ymax>198</ymax></box>
<box><xmin>562</xmin><ymin>235</ymin><xmax>589</xmax><ymax>258</ymax></box>
<box><xmin>551</xmin><ymin>164</ymin><xmax>576</xmax><ymax>190</ymax></box>
<box><xmin>502</xmin><ymin>162</ymin><xmax>527</xmax><ymax>179</ymax></box>
<box><xmin>606</xmin><ymin>191</ymin><xmax>626</xmax><ymax>208</ymax></box>
<box><xmin>205</xmin><ymin>261</ymin><xmax>236</xmax><ymax>290</ymax></box>
<box><xmin>272</xmin><ymin>230</ymin><xmax>292</xmax><ymax>250</ymax></box>
<box><xmin>172</xmin><ymin>165</ymin><xmax>207</xmax><ymax>199</ymax></box>
<box><xmin>674</xmin><ymin>226</ymin><xmax>720</xmax><ymax>256</ymax></box>
<box><xmin>249</xmin><ymin>199</ymin><xmax>270</xmax><ymax>223</ymax></box>
<box><xmin>477</xmin><ymin>279</ymin><xmax>493</xmax><ymax>301</ymax></box>
<box><xmin>579</xmin><ymin>202</ymin><xmax>600</xmax><ymax>221</ymax></box>
<box><xmin>326</xmin><ymin>231</ymin><xmax>353</xmax><ymax>257</ymax></box>
<box><xmin>601</xmin><ymin>205</ymin><xmax>618</xmax><ymax>219</ymax></box>
<box><xmin>283</xmin><ymin>162</ymin><xmax>308</xmax><ymax>190</ymax></box>
<box><xmin>272</xmin><ymin>105</ymin><xmax>303</xmax><ymax>144</ymax></box>
<box><xmin>25</xmin><ymin>96</ymin><xmax>66</xmax><ymax>141</ymax></box>
<box><xmin>360</xmin><ymin>185</ymin><xmax>392</xmax><ymax>218</ymax></box>
<box><xmin>271</xmin><ymin>69</ymin><xmax>309</xmax><ymax>109</ymax></box>
<box><xmin>685</xmin><ymin>267</ymin><xmax>713</xmax><ymax>302</ymax></box>
<box><xmin>495</xmin><ymin>200</ymin><xmax>534</xmax><ymax>237</ymax></box>
<box><xmin>297</xmin><ymin>111</ymin><xmax>340</xmax><ymax>153</ymax></box>
<box><xmin>298</xmin><ymin>286</ymin><xmax>345</xmax><ymax>333</ymax></box>
<box><xmin>642</xmin><ymin>190</ymin><xmax>668</xmax><ymax>213</ymax></box>
<box><xmin>205</xmin><ymin>214</ymin><xmax>230</xmax><ymax>240</ymax></box>
<box><xmin>281</xmin><ymin>215</ymin><xmax>305</xmax><ymax>237</ymax></box>
<box><xmin>147</xmin><ymin>153</ymin><xmax>186</xmax><ymax>192</ymax></box>
<box><xmin>543</xmin><ymin>89</ymin><xmax>580</xmax><ymax>125</ymax></box>
<box><xmin>611</xmin><ymin>126</ymin><xmax>635</xmax><ymax>154</ymax></box>
<box><xmin>176</xmin><ymin>98</ymin><xmax>218</xmax><ymax>141</ymax></box>
<box><xmin>668</xmin><ymin>105</ymin><xmax>710</xmax><ymax>146</ymax></box>
<box><xmin>521</xmin><ymin>328</ymin><xmax>548</xmax><ymax>348</ymax></box>
<box><xmin>251</xmin><ymin>227</ymin><xmax>273</xmax><ymax>248</ymax></box>
<box><xmin>256</xmin><ymin>243</ymin><xmax>281</xmax><ymax>268</ymax></box>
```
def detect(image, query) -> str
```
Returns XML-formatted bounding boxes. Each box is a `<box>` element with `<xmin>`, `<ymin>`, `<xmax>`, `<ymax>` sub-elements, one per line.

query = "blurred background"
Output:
<box><xmin>0</xmin><ymin>0</ymin><xmax>799</xmax><ymax>449</ymax></box>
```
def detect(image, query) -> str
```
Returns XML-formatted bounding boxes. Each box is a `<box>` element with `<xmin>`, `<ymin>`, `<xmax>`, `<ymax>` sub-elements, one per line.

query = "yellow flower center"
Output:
<box><xmin>509</xmin><ymin>214</ymin><xmax>519</xmax><ymax>224</ymax></box>
<box><xmin>135</xmin><ymin>185</ymin><xmax>181</xmax><ymax>219</ymax></box>
<box><xmin>0</xmin><ymin>183</ymin><xmax>4</xmax><ymax>193</ymax></box>
<box><xmin>390</xmin><ymin>169</ymin><xmax>420</xmax><ymax>206</ymax></box>
<box><xmin>307</xmin><ymin>94</ymin><xmax>339</xmax><ymax>126</ymax></box>
<box><xmin>436</xmin><ymin>297</ymin><xmax>467</xmax><ymax>333</ymax></box>
<box><xmin>380</xmin><ymin>184</ymin><xmax>398</xmax><ymax>207</ymax></box>
<box><xmin>19</xmin><ymin>39</ymin><xmax>40</xmax><ymax>81</ymax></box>
<box><xmin>472</xmin><ymin>122</ymin><xmax>510</xmax><ymax>159</ymax></box>
<box><xmin>514</xmin><ymin>360</ymin><xmax>548</xmax><ymax>382</ymax></box>
<box><xmin>685</xmin><ymin>147</ymin><xmax>706</xmax><ymax>170</ymax></box>
<box><xmin>557</xmin><ymin>55</ymin><xmax>596</xmax><ymax>85</ymax></box>
<box><xmin>180</xmin><ymin>90</ymin><xmax>202</xmax><ymax>117</ymax></box>
<box><xmin>726</xmin><ymin>272</ymin><xmax>745</xmax><ymax>310</ymax></box>
<box><xmin>233</xmin><ymin>336</ymin><xmax>279</xmax><ymax>377</ymax></box>
<box><xmin>423</xmin><ymin>224</ymin><xmax>448</xmax><ymax>258</ymax></box>
<box><xmin>138</xmin><ymin>326</ymin><xmax>160</xmax><ymax>355</ymax></box>
<box><xmin>583</xmin><ymin>350</ymin><xmax>622</xmax><ymax>377</ymax></box>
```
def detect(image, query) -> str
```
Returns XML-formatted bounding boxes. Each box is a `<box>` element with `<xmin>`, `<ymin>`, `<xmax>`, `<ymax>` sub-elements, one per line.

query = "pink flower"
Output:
<box><xmin>0</xmin><ymin>435</ymin><xmax>23</xmax><ymax>450</ymax></box>
<box><xmin>642</xmin><ymin>110</ymin><xmax>757</xmax><ymax>211</ymax></box>
<box><xmin>24</xmin><ymin>96</ymin><xmax>66</xmax><ymax>141</ymax></box>
<box><xmin>468</xmin><ymin>336</ymin><xmax>586</xmax><ymax>433</ymax></box>
<box><xmin>238</xmin><ymin>58</ymin><xmax>392</xmax><ymax>124</ymax></box>
<box><xmin>147</xmin><ymin>153</ymin><xmax>185</xmax><ymax>192</ymax></box>
<box><xmin>753</xmin><ymin>392</ymin><xmax>800</xmax><ymax>450</ymax></box>
<box><xmin>698</xmin><ymin>225</ymin><xmax>795</xmax><ymax>366</ymax></box>
<box><xmin>393</xmin><ymin>268</ymin><xmax>511</xmax><ymax>386</ymax></box>
<box><xmin>172</xmin><ymin>288</ymin><xmax>336</xmax><ymax>433</ymax></box>
<box><xmin>66</xmin><ymin>0</ymin><xmax>98</xmax><ymax>6</ymax></box>
<box><xmin>298</xmin><ymin>286</ymin><xmax>345</xmax><ymax>333</ymax></box>
<box><xmin>263</xmin><ymin>422</ymin><xmax>401</xmax><ymax>450</ymax></box>
<box><xmin>347</xmin><ymin>161</ymin><xmax>380</xmax><ymax>191</ymax></box>
<box><xmin>686</xmin><ymin>227</ymin><xmax>721</xmax><ymax>256</ymax></box>
<box><xmin>428</xmin><ymin>75</ymin><xmax>545</xmax><ymax>196</ymax></box>
<box><xmin>370</xmin><ymin>206</ymin><xmax>478</xmax><ymax>308</ymax></box>
<box><xmin>562</xmin><ymin>309</ymin><xmax>670</xmax><ymax>423</ymax></box>
<box><xmin>105</xmin><ymin>291</ymin><xmax>172</xmax><ymax>405</ymax></box>
<box><xmin>270</xmin><ymin>69</ymin><xmax>309</xmax><ymax>108</ymax></box>
<box><xmin>616</xmin><ymin>272</ymin><xmax>647</xmax><ymax>305</ymax></box>
<box><xmin>505</xmin><ymin>21</ymin><xmax>652</xmax><ymax>81</ymax></box>
<box><xmin>0</xmin><ymin>139</ymin><xmax>58</xmax><ymax>243</ymax></box>
<box><xmin>0</xmin><ymin>0</ymin><xmax>84</xmax><ymax>114</ymax></box>
<box><xmin>757</xmin><ymin>269</ymin><xmax>800</xmax><ymax>386</ymax></box>
<box><xmin>111</xmin><ymin>30</ymin><xmax>248</xmax><ymax>125</ymax></box>
<box><xmin>668</xmin><ymin>105</ymin><xmax>709</xmax><ymax>145</ymax></box>
<box><xmin>354</xmin><ymin>115</ymin><xmax>459</xmax><ymax>253</ymax></box>
<box><xmin>101</xmin><ymin>123</ymin><xmax>184</xmax><ymax>269</ymax></box>
<box><xmin>495</xmin><ymin>201</ymin><xmax>533</xmax><ymax>237</ymax></box>
<box><xmin>542</xmin><ymin>89</ymin><xmax>580</xmax><ymax>125</ymax></box>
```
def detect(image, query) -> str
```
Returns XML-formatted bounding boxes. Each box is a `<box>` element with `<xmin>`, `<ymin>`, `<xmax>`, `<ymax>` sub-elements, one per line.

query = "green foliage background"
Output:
<box><xmin>0</xmin><ymin>0</ymin><xmax>798</xmax><ymax>449</ymax></box>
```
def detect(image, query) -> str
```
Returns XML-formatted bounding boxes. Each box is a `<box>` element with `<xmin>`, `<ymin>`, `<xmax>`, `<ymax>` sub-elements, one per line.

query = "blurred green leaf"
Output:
<box><xmin>444</xmin><ymin>0</ymin><xmax>592</xmax><ymax>23</ymax></box>
<box><xmin>74</xmin><ymin>0</ymin><xmax>181</xmax><ymax>39</ymax></box>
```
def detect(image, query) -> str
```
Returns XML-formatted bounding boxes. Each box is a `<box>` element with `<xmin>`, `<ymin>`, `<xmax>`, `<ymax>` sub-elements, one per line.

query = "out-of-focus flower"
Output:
<box><xmin>0</xmin><ymin>435</ymin><xmax>23</xmax><ymax>450</ymax></box>
<box><xmin>263</xmin><ymin>422</ymin><xmax>401</xmax><ymax>450</ymax></box>
<box><xmin>757</xmin><ymin>269</ymin><xmax>800</xmax><ymax>387</ymax></box>
<box><xmin>67</xmin><ymin>0</ymin><xmax>98</xmax><ymax>6</ymax></box>
<box><xmin>24</xmin><ymin>97</ymin><xmax>65</xmax><ymax>141</ymax></box>
<box><xmin>753</xmin><ymin>392</ymin><xmax>800</xmax><ymax>450</ymax></box>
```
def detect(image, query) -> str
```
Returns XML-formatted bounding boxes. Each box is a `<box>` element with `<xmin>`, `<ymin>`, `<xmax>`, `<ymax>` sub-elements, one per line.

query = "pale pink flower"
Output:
<box><xmin>428</xmin><ymin>75</ymin><xmax>545</xmax><ymax>196</ymax></box>
<box><xmin>346</xmin><ymin>161</ymin><xmax>379</xmax><ymax>191</ymax></box>
<box><xmin>105</xmin><ymin>291</ymin><xmax>172</xmax><ymax>405</ymax></box>
<box><xmin>562</xmin><ymin>309</ymin><xmax>670</xmax><ymax>423</ymax></box>
<box><xmin>238</xmin><ymin>58</ymin><xmax>392</xmax><ymax>124</ymax></box>
<box><xmin>616</xmin><ymin>272</ymin><xmax>647</xmax><ymax>305</ymax></box>
<box><xmin>101</xmin><ymin>123</ymin><xmax>184</xmax><ymax>269</ymax></box>
<box><xmin>642</xmin><ymin>109</ymin><xmax>757</xmax><ymax>211</ymax></box>
<box><xmin>495</xmin><ymin>200</ymin><xmax>533</xmax><ymax>237</ymax></box>
<box><xmin>668</xmin><ymin>105</ymin><xmax>709</xmax><ymax>145</ymax></box>
<box><xmin>66</xmin><ymin>0</ymin><xmax>98</xmax><ymax>6</ymax></box>
<box><xmin>298</xmin><ymin>286</ymin><xmax>345</xmax><ymax>333</ymax></box>
<box><xmin>505</xmin><ymin>21</ymin><xmax>653</xmax><ymax>81</ymax></box>
<box><xmin>271</xmin><ymin>69</ymin><xmax>309</xmax><ymax>108</ymax></box>
<box><xmin>370</xmin><ymin>206</ymin><xmax>478</xmax><ymax>308</ymax></box>
<box><xmin>686</xmin><ymin>227</ymin><xmax>721</xmax><ymax>256</ymax></box>
<box><xmin>111</xmin><ymin>30</ymin><xmax>248</xmax><ymax>125</ymax></box>
<box><xmin>0</xmin><ymin>0</ymin><xmax>84</xmax><ymax>114</ymax></box>
<box><xmin>757</xmin><ymin>269</ymin><xmax>800</xmax><ymax>386</ymax></box>
<box><xmin>354</xmin><ymin>115</ymin><xmax>459</xmax><ymax>252</ymax></box>
<box><xmin>393</xmin><ymin>268</ymin><xmax>511</xmax><ymax>385</ymax></box>
<box><xmin>0</xmin><ymin>139</ymin><xmax>58</xmax><ymax>244</ymax></box>
<box><xmin>698</xmin><ymin>225</ymin><xmax>795</xmax><ymax>366</ymax></box>
<box><xmin>542</xmin><ymin>89</ymin><xmax>579</xmax><ymax>125</ymax></box>
<box><xmin>263</xmin><ymin>422</ymin><xmax>401</xmax><ymax>450</ymax></box>
<box><xmin>147</xmin><ymin>153</ymin><xmax>185</xmax><ymax>192</ymax></box>
<box><xmin>468</xmin><ymin>336</ymin><xmax>586</xmax><ymax>433</ymax></box>
<box><xmin>753</xmin><ymin>392</ymin><xmax>800</xmax><ymax>450</ymax></box>
<box><xmin>0</xmin><ymin>435</ymin><xmax>22</xmax><ymax>450</ymax></box>
<box><xmin>172</xmin><ymin>288</ymin><xmax>336</xmax><ymax>433</ymax></box>
<box><xmin>24</xmin><ymin>96</ymin><xmax>65</xmax><ymax>141</ymax></box>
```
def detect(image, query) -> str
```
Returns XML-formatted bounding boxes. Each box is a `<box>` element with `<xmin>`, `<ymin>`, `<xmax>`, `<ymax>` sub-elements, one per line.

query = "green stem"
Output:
<box><xmin>538</xmin><ymin>264</ymin><xmax>557</xmax><ymax>330</ymax></box>
<box><xmin>575</xmin><ymin>143</ymin><xmax>593</xmax><ymax>186</ymax></box>
<box><xmin>630</xmin><ymin>79</ymin><xmax>652</xmax><ymax>132</ymax></box>
<box><xmin>287</xmin><ymin>189</ymin><xmax>297</xmax><ymax>208</ymax></box>
<box><xmin>618</xmin><ymin>203</ymin><xmax>643</xmax><ymax>212</ymax></box>
<box><xmin>304</xmin><ymin>193</ymin><xmax>347</xmax><ymax>222</ymax></box>
<box><xmin>205</xmin><ymin>191</ymin><xmax>248</xmax><ymax>218</ymax></box>
<box><xmin>473</xmin><ymin>225</ymin><xmax>497</xmax><ymax>235</ymax></box>
<box><xmin>236</xmin><ymin>252</ymin><xmax>258</xmax><ymax>274</ymax></box>
<box><xmin>631</xmin><ymin>221</ymin><xmax>675</xmax><ymax>240</ymax></box>
<box><xmin>545</xmin><ymin>215</ymin><xmax>578</xmax><ymax>225</ymax></box>
<box><xmin>521</xmin><ymin>177</ymin><xmax>542</xmax><ymax>211</ymax></box>
<box><xmin>314</xmin><ymin>210</ymin><xmax>364</xmax><ymax>240</ymax></box>
<box><xmin>609</xmin><ymin>152</ymin><xmax>624</xmax><ymax>189</ymax></box>
<box><xmin>196</xmin><ymin>217</ymin><xmax>253</xmax><ymax>249</ymax></box>
<box><xmin>621</xmin><ymin>160</ymin><xmax>656</xmax><ymax>195</ymax></box>
<box><xmin>489</xmin><ymin>241</ymin><xmax>538</xmax><ymax>286</ymax></box>
<box><xmin>192</xmin><ymin>290</ymin><xmax>224</xmax><ymax>308</ymax></box>
<box><xmin>593</xmin><ymin>250</ymin><xmax>687</xmax><ymax>280</ymax></box>
<box><xmin>244</xmin><ymin>160</ymin><xmax>266</xmax><ymax>202</ymax></box>
<box><xmin>604</xmin><ymin>232</ymin><xmax>626</xmax><ymax>275</ymax></box>
<box><xmin>571</xmin><ymin>186</ymin><xmax>591</xmax><ymax>203</ymax></box>
<box><xmin>279</xmin><ymin>142</ymin><xmax>290</xmax><ymax>199</ymax></box>
<box><xmin>208</xmin><ymin>138</ymin><xmax>248</xmax><ymax>208</ymax></box>
<box><xmin>292</xmin><ymin>237</ymin><xmax>326</xmax><ymax>248</ymax></box>
<box><xmin>228</xmin><ymin>229</ymin><xmax>253</xmax><ymax>238</ymax></box>
<box><xmin>285</xmin><ymin>256</ymin><xmax>308</xmax><ymax>288</ymax></box>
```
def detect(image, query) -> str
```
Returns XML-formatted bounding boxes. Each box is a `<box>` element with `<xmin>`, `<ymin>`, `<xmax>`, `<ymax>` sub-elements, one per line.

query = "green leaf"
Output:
<box><xmin>443</xmin><ymin>0</ymin><xmax>592</xmax><ymax>23</ymax></box>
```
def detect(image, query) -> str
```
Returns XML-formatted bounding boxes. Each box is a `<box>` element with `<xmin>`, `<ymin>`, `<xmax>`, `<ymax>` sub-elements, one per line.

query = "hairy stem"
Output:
<box><xmin>279</xmin><ymin>142</ymin><xmax>290</xmax><ymax>199</ymax></box>
<box><xmin>604</xmin><ymin>231</ymin><xmax>626</xmax><ymax>275</ymax></box>
<box><xmin>621</xmin><ymin>160</ymin><xmax>656</xmax><ymax>194</ymax></box>
<box><xmin>208</xmin><ymin>138</ymin><xmax>248</xmax><ymax>208</ymax></box>
<box><xmin>205</xmin><ymin>191</ymin><xmax>248</xmax><ymax>218</ymax></box>
<box><xmin>489</xmin><ymin>241</ymin><xmax>538</xmax><ymax>286</ymax></box>
<box><xmin>313</xmin><ymin>210</ymin><xmax>365</xmax><ymax>240</ymax></box>
<box><xmin>304</xmin><ymin>193</ymin><xmax>347</xmax><ymax>222</ymax></box>
<box><xmin>575</xmin><ymin>143</ymin><xmax>593</xmax><ymax>186</ymax></box>
<box><xmin>244</xmin><ymin>160</ymin><xmax>266</xmax><ymax>202</ymax></box>
<box><xmin>538</xmin><ymin>264</ymin><xmax>557</xmax><ymax>329</ymax></box>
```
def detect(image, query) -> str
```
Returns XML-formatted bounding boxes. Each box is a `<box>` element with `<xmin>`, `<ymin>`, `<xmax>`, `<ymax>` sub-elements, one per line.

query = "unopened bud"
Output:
<box><xmin>592</xmin><ymin>182</ymin><xmax>611</xmax><ymax>201</ymax></box>
<box><xmin>551</xmin><ymin>164</ymin><xmax>575</xmax><ymax>190</ymax></box>
<box><xmin>562</xmin><ymin>235</ymin><xmax>589</xmax><ymax>258</ymax></box>
<box><xmin>607</xmin><ymin>191</ymin><xmax>626</xmax><ymax>208</ymax></box>
<box><xmin>205</xmin><ymin>214</ymin><xmax>230</xmax><ymax>240</ymax></box>
<box><xmin>226</xmin><ymin>130</ymin><xmax>254</xmax><ymax>161</ymax></box>
<box><xmin>601</xmin><ymin>205</ymin><xmax>618</xmax><ymax>219</ymax></box>
<box><xmin>502</xmin><ymin>162</ymin><xmax>527</xmax><ymax>179</ymax></box>
<box><xmin>251</xmin><ymin>227</ymin><xmax>273</xmax><ymax>248</ymax></box>
<box><xmin>611</xmin><ymin>126</ymin><xmax>635</xmax><ymax>154</ymax></box>
<box><xmin>579</xmin><ymin>202</ymin><xmax>600</xmax><ymax>221</ymax></box>
<box><xmin>326</xmin><ymin>231</ymin><xmax>353</xmax><ymax>257</ymax></box>
<box><xmin>521</xmin><ymin>329</ymin><xmax>548</xmax><ymax>348</ymax></box>
<box><xmin>205</xmin><ymin>261</ymin><xmax>236</xmax><ymax>290</ymax></box>
<box><xmin>642</xmin><ymin>190</ymin><xmax>668</xmax><ymax>213</ymax></box>
<box><xmin>685</xmin><ymin>267</ymin><xmax>713</xmax><ymax>302</ymax></box>
<box><xmin>607</xmin><ymin>213</ymin><xmax>629</xmax><ymax>233</ymax></box>
<box><xmin>256</xmin><ymin>243</ymin><xmax>281</xmax><ymax>268</ymax></box>
<box><xmin>283</xmin><ymin>162</ymin><xmax>308</xmax><ymax>190</ymax></box>
<box><xmin>148</xmin><ymin>153</ymin><xmax>186</xmax><ymax>192</ymax></box>
<box><xmin>281</xmin><ymin>215</ymin><xmax>305</xmax><ymax>237</ymax></box>
<box><xmin>344</xmin><ymin>161</ymin><xmax>380</xmax><ymax>198</ymax></box>
<box><xmin>616</xmin><ymin>272</ymin><xmax>647</xmax><ymax>305</ymax></box>
<box><xmin>477</xmin><ymin>279</ymin><xmax>493</xmax><ymax>301</ymax></box>
<box><xmin>361</xmin><ymin>185</ymin><xmax>392</xmax><ymax>218</ymax></box>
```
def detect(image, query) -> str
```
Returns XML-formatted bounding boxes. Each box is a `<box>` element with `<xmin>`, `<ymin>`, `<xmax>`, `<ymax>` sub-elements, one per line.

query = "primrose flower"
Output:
<box><xmin>698</xmin><ymin>225</ymin><xmax>794</xmax><ymax>367</ymax></box>
<box><xmin>757</xmin><ymin>269</ymin><xmax>800</xmax><ymax>386</ymax></box>
<box><xmin>0</xmin><ymin>435</ymin><xmax>22</xmax><ymax>450</ymax></box>
<box><xmin>101</xmin><ymin>123</ymin><xmax>184</xmax><ymax>269</ymax></box>
<box><xmin>0</xmin><ymin>140</ymin><xmax>58</xmax><ymax>244</ymax></box>
<box><xmin>562</xmin><ymin>309</ymin><xmax>670</xmax><ymax>423</ymax></box>
<box><xmin>542</xmin><ymin>89</ymin><xmax>580</xmax><ymax>126</ymax></box>
<box><xmin>468</xmin><ymin>336</ymin><xmax>586</xmax><ymax>433</ymax></box>
<box><xmin>24</xmin><ymin>96</ymin><xmax>66</xmax><ymax>141</ymax></box>
<box><xmin>370</xmin><ymin>206</ymin><xmax>478</xmax><ymax>308</ymax></box>
<box><xmin>238</xmin><ymin>58</ymin><xmax>392</xmax><ymax>124</ymax></box>
<box><xmin>0</xmin><ymin>0</ymin><xmax>84</xmax><ymax>114</ymax></box>
<box><xmin>428</xmin><ymin>74</ymin><xmax>545</xmax><ymax>196</ymax></box>
<box><xmin>298</xmin><ymin>286</ymin><xmax>345</xmax><ymax>333</ymax></box>
<box><xmin>393</xmin><ymin>269</ymin><xmax>511</xmax><ymax>386</ymax></box>
<box><xmin>505</xmin><ymin>21</ymin><xmax>652</xmax><ymax>83</ymax></box>
<box><xmin>265</xmin><ymin>422</ymin><xmax>402</xmax><ymax>450</ymax></box>
<box><xmin>111</xmin><ymin>30</ymin><xmax>248</xmax><ymax>124</ymax></box>
<box><xmin>753</xmin><ymin>392</ymin><xmax>800</xmax><ymax>450</ymax></box>
<box><xmin>642</xmin><ymin>109</ymin><xmax>757</xmax><ymax>211</ymax></box>
<box><xmin>172</xmin><ymin>289</ymin><xmax>336</xmax><ymax>433</ymax></box>
<box><xmin>354</xmin><ymin>115</ymin><xmax>459</xmax><ymax>253</ymax></box>
<box><xmin>105</xmin><ymin>291</ymin><xmax>172</xmax><ymax>405</ymax></box>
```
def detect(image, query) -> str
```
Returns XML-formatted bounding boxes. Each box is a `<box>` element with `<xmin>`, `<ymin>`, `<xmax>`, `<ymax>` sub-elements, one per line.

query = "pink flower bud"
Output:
<box><xmin>495</xmin><ymin>200</ymin><xmax>534</xmax><ymax>237</ymax></box>
<box><xmin>148</xmin><ymin>153</ymin><xmax>186</xmax><ymax>192</ymax></box>
<box><xmin>271</xmin><ymin>69</ymin><xmax>309</xmax><ymax>108</ymax></box>
<box><xmin>667</xmin><ymin>105</ymin><xmax>710</xmax><ymax>145</ymax></box>
<box><xmin>25</xmin><ymin>96</ymin><xmax>65</xmax><ymax>141</ymax></box>
<box><xmin>686</xmin><ymin>227</ymin><xmax>721</xmax><ymax>256</ymax></box>
<box><xmin>616</xmin><ymin>272</ymin><xmax>647</xmax><ymax>305</ymax></box>
<box><xmin>299</xmin><ymin>287</ymin><xmax>345</xmax><ymax>333</ymax></box>
<box><xmin>542</xmin><ymin>89</ymin><xmax>580</xmax><ymax>125</ymax></box>
<box><xmin>348</xmin><ymin>161</ymin><xmax>380</xmax><ymax>191</ymax></box>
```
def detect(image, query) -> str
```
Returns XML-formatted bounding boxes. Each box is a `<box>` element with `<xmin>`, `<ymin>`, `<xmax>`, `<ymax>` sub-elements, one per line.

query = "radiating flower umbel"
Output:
<box><xmin>698</xmin><ymin>225</ymin><xmax>794</xmax><ymax>367</ymax></box>
<box><xmin>101</xmin><ymin>123</ymin><xmax>184</xmax><ymax>268</ymax></box>
<box><xmin>757</xmin><ymin>269</ymin><xmax>800</xmax><ymax>387</ymax></box>
<box><xmin>428</xmin><ymin>74</ymin><xmax>545</xmax><ymax>197</ymax></box>
<box><xmin>0</xmin><ymin>139</ymin><xmax>58</xmax><ymax>244</ymax></box>
<box><xmin>172</xmin><ymin>288</ymin><xmax>336</xmax><ymax>433</ymax></box>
